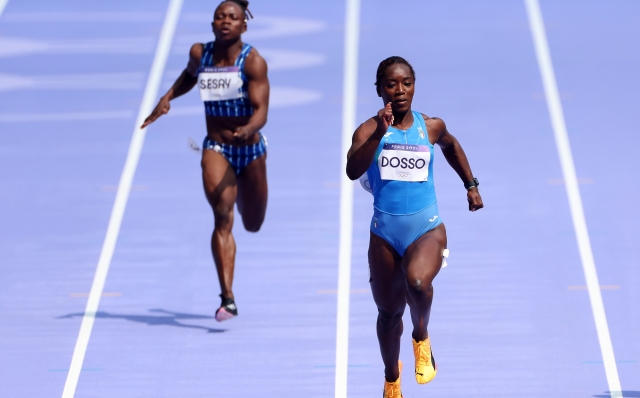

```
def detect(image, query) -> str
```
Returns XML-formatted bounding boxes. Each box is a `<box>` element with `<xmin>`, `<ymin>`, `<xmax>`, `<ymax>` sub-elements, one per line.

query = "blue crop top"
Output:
<box><xmin>365</xmin><ymin>111</ymin><xmax>437</xmax><ymax>215</ymax></box>
<box><xmin>198</xmin><ymin>42</ymin><xmax>253</xmax><ymax>117</ymax></box>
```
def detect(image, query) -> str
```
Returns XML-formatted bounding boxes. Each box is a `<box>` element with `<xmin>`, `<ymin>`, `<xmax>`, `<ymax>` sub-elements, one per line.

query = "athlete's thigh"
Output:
<box><xmin>402</xmin><ymin>224</ymin><xmax>447</xmax><ymax>285</ymax></box>
<box><xmin>369</xmin><ymin>232</ymin><xmax>406</xmax><ymax>314</ymax></box>
<box><xmin>201</xmin><ymin>149</ymin><xmax>237</xmax><ymax>214</ymax></box>
<box><xmin>236</xmin><ymin>154</ymin><xmax>267</xmax><ymax>226</ymax></box>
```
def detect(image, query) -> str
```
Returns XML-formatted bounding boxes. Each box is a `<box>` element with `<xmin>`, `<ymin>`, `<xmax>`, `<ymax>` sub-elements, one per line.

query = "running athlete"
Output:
<box><xmin>141</xmin><ymin>0</ymin><xmax>269</xmax><ymax>322</ymax></box>
<box><xmin>346</xmin><ymin>56</ymin><xmax>483</xmax><ymax>397</ymax></box>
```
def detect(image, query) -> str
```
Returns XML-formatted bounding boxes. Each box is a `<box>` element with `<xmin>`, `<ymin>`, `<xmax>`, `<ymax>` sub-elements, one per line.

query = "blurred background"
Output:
<box><xmin>0</xmin><ymin>1</ymin><xmax>638</xmax><ymax>397</ymax></box>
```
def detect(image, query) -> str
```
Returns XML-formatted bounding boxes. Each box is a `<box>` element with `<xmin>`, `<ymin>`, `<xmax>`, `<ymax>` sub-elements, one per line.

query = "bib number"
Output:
<box><xmin>378</xmin><ymin>143</ymin><xmax>430</xmax><ymax>182</ymax></box>
<box><xmin>198</xmin><ymin>66</ymin><xmax>244</xmax><ymax>101</ymax></box>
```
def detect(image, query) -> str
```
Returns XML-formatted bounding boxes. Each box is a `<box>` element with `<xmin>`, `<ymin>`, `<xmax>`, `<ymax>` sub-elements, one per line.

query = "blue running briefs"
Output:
<box><xmin>203</xmin><ymin>133</ymin><xmax>267</xmax><ymax>175</ymax></box>
<box><xmin>370</xmin><ymin>201</ymin><xmax>442</xmax><ymax>256</ymax></box>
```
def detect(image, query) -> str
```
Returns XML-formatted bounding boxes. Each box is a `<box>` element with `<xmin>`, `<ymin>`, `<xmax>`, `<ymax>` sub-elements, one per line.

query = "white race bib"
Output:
<box><xmin>378</xmin><ymin>143</ymin><xmax>430</xmax><ymax>182</ymax></box>
<box><xmin>198</xmin><ymin>66</ymin><xmax>244</xmax><ymax>101</ymax></box>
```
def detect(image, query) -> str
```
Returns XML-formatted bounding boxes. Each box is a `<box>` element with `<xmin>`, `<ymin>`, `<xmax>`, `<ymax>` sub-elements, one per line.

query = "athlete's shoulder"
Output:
<box><xmin>189</xmin><ymin>43</ymin><xmax>205</xmax><ymax>60</ymax></box>
<box><xmin>186</xmin><ymin>43</ymin><xmax>205</xmax><ymax>76</ymax></box>
<box><xmin>421</xmin><ymin>113</ymin><xmax>446</xmax><ymax>133</ymax></box>
<box><xmin>243</xmin><ymin>45</ymin><xmax>268</xmax><ymax>77</ymax></box>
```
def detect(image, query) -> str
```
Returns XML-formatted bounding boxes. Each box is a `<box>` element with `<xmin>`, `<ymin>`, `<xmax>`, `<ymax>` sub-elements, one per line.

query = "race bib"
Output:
<box><xmin>198</xmin><ymin>66</ymin><xmax>244</xmax><ymax>101</ymax></box>
<box><xmin>378</xmin><ymin>143</ymin><xmax>430</xmax><ymax>182</ymax></box>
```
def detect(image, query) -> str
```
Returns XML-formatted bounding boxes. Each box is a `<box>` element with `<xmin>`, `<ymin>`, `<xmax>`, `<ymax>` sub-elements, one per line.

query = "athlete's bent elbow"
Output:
<box><xmin>345</xmin><ymin>165</ymin><xmax>360</xmax><ymax>181</ymax></box>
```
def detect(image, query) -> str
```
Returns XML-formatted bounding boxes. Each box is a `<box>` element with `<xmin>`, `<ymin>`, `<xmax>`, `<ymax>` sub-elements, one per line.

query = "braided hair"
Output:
<box><xmin>374</xmin><ymin>56</ymin><xmax>416</xmax><ymax>96</ymax></box>
<box><xmin>218</xmin><ymin>0</ymin><xmax>253</xmax><ymax>21</ymax></box>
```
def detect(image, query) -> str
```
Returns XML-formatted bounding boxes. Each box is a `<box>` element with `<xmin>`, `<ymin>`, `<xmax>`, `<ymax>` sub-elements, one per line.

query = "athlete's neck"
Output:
<box><xmin>213</xmin><ymin>37</ymin><xmax>244</xmax><ymax>63</ymax></box>
<box><xmin>391</xmin><ymin>110</ymin><xmax>413</xmax><ymax>130</ymax></box>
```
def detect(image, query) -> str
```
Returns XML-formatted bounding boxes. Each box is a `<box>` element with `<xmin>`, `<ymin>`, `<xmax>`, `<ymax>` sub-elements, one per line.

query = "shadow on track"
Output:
<box><xmin>593</xmin><ymin>392</ymin><xmax>640</xmax><ymax>398</ymax></box>
<box><xmin>58</xmin><ymin>309</ymin><xmax>226</xmax><ymax>333</ymax></box>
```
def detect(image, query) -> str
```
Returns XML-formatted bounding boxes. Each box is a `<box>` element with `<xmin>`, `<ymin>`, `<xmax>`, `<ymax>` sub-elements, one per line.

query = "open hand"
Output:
<box><xmin>141</xmin><ymin>96</ymin><xmax>171</xmax><ymax>129</ymax></box>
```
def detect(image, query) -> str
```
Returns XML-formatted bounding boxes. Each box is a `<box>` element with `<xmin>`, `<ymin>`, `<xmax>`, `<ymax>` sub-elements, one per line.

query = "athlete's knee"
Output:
<box><xmin>406</xmin><ymin>273</ymin><xmax>433</xmax><ymax>294</ymax></box>
<box><xmin>242</xmin><ymin>216</ymin><xmax>264</xmax><ymax>233</ymax></box>
<box><xmin>244</xmin><ymin>222</ymin><xmax>262</xmax><ymax>233</ymax></box>
<box><xmin>376</xmin><ymin>300</ymin><xmax>405</xmax><ymax>327</ymax></box>
<box><xmin>377</xmin><ymin>308</ymin><xmax>403</xmax><ymax>328</ymax></box>
<box><xmin>213</xmin><ymin>206</ymin><xmax>234</xmax><ymax>230</ymax></box>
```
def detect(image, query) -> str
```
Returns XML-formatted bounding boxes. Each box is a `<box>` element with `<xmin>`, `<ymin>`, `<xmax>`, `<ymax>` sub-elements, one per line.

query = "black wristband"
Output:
<box><xmin>464</xmin><ymin>177</ymin><xmax>479</xmax><ymax>190</ymax></box>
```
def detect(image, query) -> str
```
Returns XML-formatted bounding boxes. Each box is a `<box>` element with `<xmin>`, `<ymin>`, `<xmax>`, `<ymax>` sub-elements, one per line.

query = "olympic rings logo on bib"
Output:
<box><xmin>378</xmin><ymin>143</ymin><xmax>430</xmax><ymax>182</ymax></box>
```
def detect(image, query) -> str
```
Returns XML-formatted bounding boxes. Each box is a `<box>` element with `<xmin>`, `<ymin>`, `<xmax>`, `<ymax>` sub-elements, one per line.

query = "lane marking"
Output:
<box><xmin>567</xmin><ymin>285</ymin><xmax>620</xmax><ymax>291</ymax></box>
<box><xmin>316</xmin><ymin>364</ymin><xmax>369</xmax><ymax>369</ymax></box>
<box><xmin>101</xmin><ymin>185</ymin><xmax>148</xmax><ymax>192</ymax></box>
<box><xmin>69</xmin><ymin>293</ymin><xmax>122</xmax><ymax>298</ymax></box>
<box><xmin>335</xmin><ymin>1</ymin><xmax>360</xmax><ymax>397</ymax></box>
<box><xmin>547</xmin><ymin>177</ymin><xmax>595</xmax><ymax>185</ymax></box>
<box><xmin>0</xmin><ymin>0</ymin><xmax>9</xmax><ymax>19</ymax></box>
<box><xmin>60</xmin><ymin>1</ymin><xmax>184</xmax><ymax>397</ymax></box>
<box><xmin>583</xmin><ymin>360</ymin><xmax>637</xmax><ymax>365</ymax></box>
<box><xmin>50</xmin><ymin>368</ymin><xmax>102</xmax><ymax>372</ymax></box>
<box><xmin>524</xmin><ymin>1</ymin><xmax>623</xmax><ymax>397</ymax></box>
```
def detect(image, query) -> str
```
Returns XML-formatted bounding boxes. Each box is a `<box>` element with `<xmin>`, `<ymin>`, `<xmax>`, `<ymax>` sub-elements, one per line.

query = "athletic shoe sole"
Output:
<box><xmin>215</xmin><ymin>307</ymin><xmax>236</xmax><ymax>322</ymax></box>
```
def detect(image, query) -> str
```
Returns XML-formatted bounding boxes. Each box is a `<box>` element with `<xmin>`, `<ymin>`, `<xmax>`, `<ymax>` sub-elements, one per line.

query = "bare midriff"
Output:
<box><xmin>205</xmin><ymin>115</ymin><xmax>260</xmax><ymax>145</ymax></box>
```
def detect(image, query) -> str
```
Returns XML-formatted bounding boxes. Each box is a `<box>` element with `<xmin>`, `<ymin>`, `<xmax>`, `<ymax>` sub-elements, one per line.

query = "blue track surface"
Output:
<box><xmin>0</xmin><ymin>1</ymin><xmax>638</xmax><ymax>397</ymax></box>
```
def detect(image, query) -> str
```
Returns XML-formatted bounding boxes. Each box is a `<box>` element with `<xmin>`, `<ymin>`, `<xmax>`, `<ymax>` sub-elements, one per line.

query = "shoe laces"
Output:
<box><xmin>414</xmin><ymin>339</ymin><xmax>431</xmax><ymax>365</ymax></box>
<box><xmin>383</xmin><ymin>381</ymin><xmax>401</xmax><ymax>398</ymax></box>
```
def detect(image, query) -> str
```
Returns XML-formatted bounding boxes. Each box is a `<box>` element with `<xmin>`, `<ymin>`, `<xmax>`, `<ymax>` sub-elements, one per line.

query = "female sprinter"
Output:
<box><xmin>346</xmin><ymin>56</ymin><xmax>483</xmax><ymax>396</ymax></box>
<box><xmin>141</xmin><ymin>0</ymin><xmax>269</xmax><ymax>322</ymax></box>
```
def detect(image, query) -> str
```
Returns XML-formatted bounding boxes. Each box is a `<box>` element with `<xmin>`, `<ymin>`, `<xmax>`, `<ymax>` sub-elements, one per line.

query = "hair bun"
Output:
<box><xmin>220</xmin><ymin>0</ymin><xmax>253</xmax><ymax>19</ymax></box>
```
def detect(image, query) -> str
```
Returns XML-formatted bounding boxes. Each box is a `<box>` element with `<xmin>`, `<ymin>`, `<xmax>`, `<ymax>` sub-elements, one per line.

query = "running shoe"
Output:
<box><xmin>215</xmin><ymin>295</ymin><xmax>238</xmax><ymax>322</ymax></box>
<box><xmin>413</xmin><ymin>337</ymin><xmax>437</xmax><ymax>384</ymax></box>
<box><xmin>382</xmin><ymin>360</ymin><xmax>403</xmax><ymax>398</ymax></box>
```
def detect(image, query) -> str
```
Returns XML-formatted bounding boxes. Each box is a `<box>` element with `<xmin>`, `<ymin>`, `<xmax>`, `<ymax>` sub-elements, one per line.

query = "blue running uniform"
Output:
<box><xmin>199</xmin><ymin>42</ymin><xmax>253</xmax><ymax>117</ymax></box>
<box><xmin>365</xmin><ymin>111</ymin><xmax>442</xmax><ymax>255</ymax></box>
<box><xmin>199</xmin><ymin>41</ymin><xmax>266</xmax><ymax>174</ymax></box>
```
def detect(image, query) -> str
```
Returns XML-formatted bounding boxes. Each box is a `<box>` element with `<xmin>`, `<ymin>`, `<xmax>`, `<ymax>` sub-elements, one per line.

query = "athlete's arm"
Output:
<box><xmin>346</xmin><ymin>103</ymin><xmax>393</xmax><ymax>180</ymax></box>
<box><xmin>140</xmin><ymin>43</ymin><xmax>202</xmax><ymax>129</ymax></box>
<box><xmin>233</xmin><ymin>48</ymin><xmax>269</xmax><ymax>142</ymax></box>
<box><xmin>427</xmin><ymin>115</ymin><xmax>483</xmax><ymax>212</ymax></box>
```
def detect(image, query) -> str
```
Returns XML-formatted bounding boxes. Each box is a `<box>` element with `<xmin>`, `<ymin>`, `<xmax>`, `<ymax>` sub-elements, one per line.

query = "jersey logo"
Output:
<box><xmin>383</xmin><ymin>132</ymin><xmax>393</xmax><ymax>137</ymax></box>
<box><xmin>429</xmin><ymin>215</ymin><xmax>439</xmax><ymax>223</ymax></box>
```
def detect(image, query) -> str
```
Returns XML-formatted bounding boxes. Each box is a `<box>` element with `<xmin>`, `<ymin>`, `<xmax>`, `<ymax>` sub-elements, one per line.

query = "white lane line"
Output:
<box><xmin>524</xmin><ymin>1</ymin><xmax>623</xmax><ymax>397</ymax></box>
<box><xmin>0</xmin><ymin>0</ymin><xmax>9</xmax><ymax>18</ymax></box>
<box><xmin>60</xmin><ymin>1</ymin><xmax>184</xmax><ymax>397</ymax></box>
<box><xmin>335</xmin><ymin>0</ymin><xmax>360</xmax><ymax>397</ymax></box>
